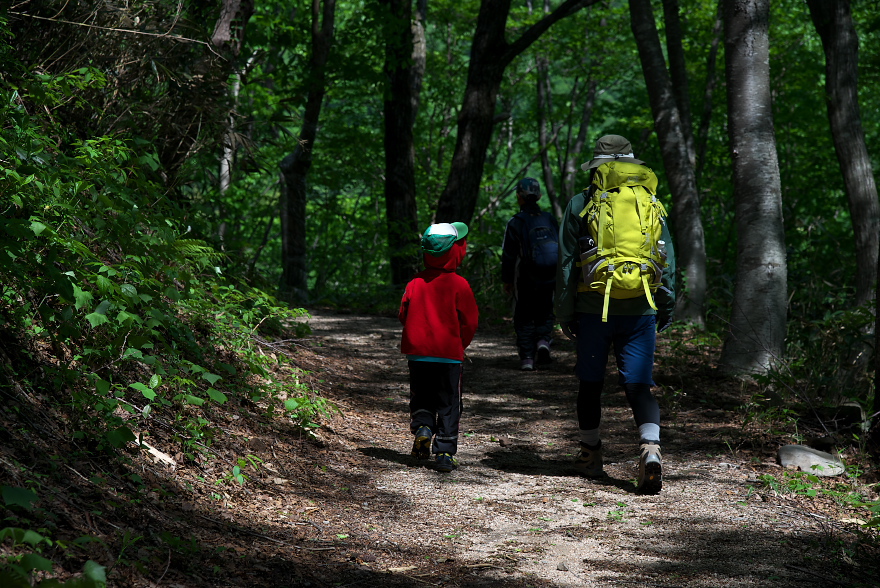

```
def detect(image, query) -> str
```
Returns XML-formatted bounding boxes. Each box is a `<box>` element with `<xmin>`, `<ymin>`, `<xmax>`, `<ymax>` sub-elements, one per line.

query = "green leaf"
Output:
<box><xmin>73</xmin><ymin>285</ymin><xmax>94</xmax><ymax>310</ymax></box>
<box><xmin>106</xmin><ymin>426</ymin><xmax>136</xmax><ymax>448</ymax></box>
<box><xmin>120</xmin><ymin>283</ymin><xmax>138</xmax><ymax>300</ymax></box>
<box><xmin>82</xmin><ymin>560</ymin><xmax>107</xmax><ymax>583</ymax></box>
<box><xmin>30</xmin><ymin>220</ymin><xmax>47</xmax><ymax>236</ymax></box>
<box><xmin>122</xmin><ymin>348</ymin><xmax>143</xmax><ymax>360</ymax></box>
<box><xmin>85</xmin><ymin>312</ymin><xmax>109</xmax><ymax>327</ymax></box>
<box><xmin>184</xmin><ymin>395</ymin><xmax>205</xmax><ymax>406</ymax></box>
<box><xmin>129</xmin><ymin>382</ymin><xmax>156</xmax><ymax>400</ymax></box>
<box><xmin>206</xmin><ymin>388</ymin><xmax>228</xmax><ymax>404</ymax></box>
<box><xmin>19</xmin><ymin>553</ymin><xmax>53</xmax><ymax>573</ymax></box>
<box><xmin>1</xmin><ymin>486</ymin><xmax>38</xmax><ymax>511</ymax></box>
<box><xmin>148</xmin><ymin>374</ymin><xmax>162</xmax><ymax>389</ymax></box>
<box><xmin>96</xmin><ymin>379</ymin><xmax>111</xmax><ymax>395</ymax></box>
<box><xmin>20</xmin><ymin>529</ymin><xmax>47</xmax><ymax>546</ymax></box>
<box><xmin>202</xmin><ymin>373</ymin><xmax>222</xmax><ymax>385</ymax></box>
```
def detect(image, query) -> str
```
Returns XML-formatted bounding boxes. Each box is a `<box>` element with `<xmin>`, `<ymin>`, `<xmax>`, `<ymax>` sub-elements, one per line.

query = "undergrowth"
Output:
<box><xmin>0</xmin><ymin>25</ymin><xmax>335</xmax><ymax>585</ymax></box>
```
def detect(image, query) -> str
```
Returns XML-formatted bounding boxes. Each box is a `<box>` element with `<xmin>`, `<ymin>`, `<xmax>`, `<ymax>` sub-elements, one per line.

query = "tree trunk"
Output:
<box><xmin>434</xmin><ymin>0</ymin><xmax>599</xmax><ymax>224</ymax></box>
<box><xmin>279</xmin><ymin>0</ymin><xmax>336</xmax><ymax>304</ymax></box>
<box><xmin>629</xmin><ymin>0</ymin><xmax>708</xmax><ymax>328</ymax></box>
<box><xmin>719</xmin><ymin>0</ymin><xmax>788</xmax><ymax>375</ymax></box>
<box><xmin>560</xmin><ymin>78</ymin><xmax>596</xmax><ymax>200</ymax></box>
<box><xmin>212</xmin><ymin>0</ymin><xmax>254</xmax><ymax>249</ymax></box>
<box><xmin>382</xmin><ymin>0</ymin><xmax>426</xmax><ymax>286</ymax></box>
<box><xmin>536</xmin><ymin>54</ymin><xmax>561</xmax><ymax>217</ymax></box>
<box><xmin>695</xmin><ymin>1</ymin><xmax>723</xmax><ymax>184</ymax></box>
<box><xmin>806</xmin><ymin>0</ymin><xmax>879</xmax><ymax>308</ymax></box>
<box><xmin>661</xmin><ymin>0</ymin><xmax>696</xmax><ymax>168</ymax></box>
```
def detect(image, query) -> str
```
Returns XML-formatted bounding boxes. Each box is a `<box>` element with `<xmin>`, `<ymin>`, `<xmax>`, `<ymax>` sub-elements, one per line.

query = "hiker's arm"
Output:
<box><xmin>655</xmin><ymin>222</ymin><xmax>676</xmax><ymax>332</ymax></box>
<box><xmin>500</xmin><ymin>218</ymin><xmax>519</xmax><ymax>286</ymax></box>
<box><xmin>554</xmin><ymin>195</ymin><xmax>582</xmax><ymax>325</ymax></box>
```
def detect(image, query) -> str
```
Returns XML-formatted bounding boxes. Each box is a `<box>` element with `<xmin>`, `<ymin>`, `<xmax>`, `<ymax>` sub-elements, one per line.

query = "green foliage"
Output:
<box><xmin>1</xmin><ymin>487</ymin><xmax>106</xmax><ymax>587</ymax></box>
<box><xmin>742</xmin><ymin>304</ymin><xmax>874</xmax><ymax>435</ymax></box>
<box><xmin>0</xmin><ymin>24</ymin><xmax>331</xmax><ymax>458</ymax></box>
<box><xmin>751</xmin><ymin>472</ymin><xmax>880</xmax><ymax>529</ymax></box>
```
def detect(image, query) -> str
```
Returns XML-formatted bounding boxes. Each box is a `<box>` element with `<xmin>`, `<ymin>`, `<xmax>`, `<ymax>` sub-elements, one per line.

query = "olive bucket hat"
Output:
<box><xmin>420</xmin><ymin>222</ymin><xmax>469</xmax><ymax>256</ymax></box>
<box><xmin>580</xmin><ymin>134</ymin><xmax>645</xmax><ymax>171</ymax></box>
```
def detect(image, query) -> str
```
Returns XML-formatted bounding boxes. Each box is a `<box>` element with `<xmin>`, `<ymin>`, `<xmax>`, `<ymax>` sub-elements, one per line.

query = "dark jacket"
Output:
<box><xmin>501</xmin><ymin>202</ymin><xmax>559</xmax><ymax>286</ymax></box>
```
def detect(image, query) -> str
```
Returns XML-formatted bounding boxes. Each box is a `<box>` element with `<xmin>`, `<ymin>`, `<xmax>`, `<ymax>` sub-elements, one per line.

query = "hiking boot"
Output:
<box><xmin>536</xmin><ymin>340</ymin><xmax>552</xmax><ymax>364</ymax></box>
<box><xmin>435</xmin><ymin>452</ymin><xmax>458</xmax><ymax>473</ymax></box>
<box><xmin>411</xmin><ymin>426</ymin><xmax>432</xmax><ymax>460</ymax></box>
<box><xmin>520</xmin><ymin>358</ymin><xmax>535</xmax><ymax>371</ymax></box>
<box><xmin>637</xmin><ymin>441</ymin><xmax>662</xmax><ymax>494</ymax></box>
<box><xmin>574</xmin><ymin>442</ymin><xmax>605</xmax><ymax>478</ymax></box>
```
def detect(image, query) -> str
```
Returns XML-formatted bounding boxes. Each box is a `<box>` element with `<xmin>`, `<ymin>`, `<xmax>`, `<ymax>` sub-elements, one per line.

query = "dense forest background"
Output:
<box><xmin>2</xmin><ymin>0</ymin><xmax>880</xmax><ymax>585</ymax></box>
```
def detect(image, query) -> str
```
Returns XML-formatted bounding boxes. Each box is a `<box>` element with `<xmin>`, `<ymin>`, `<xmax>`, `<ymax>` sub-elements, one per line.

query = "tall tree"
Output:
<box><xmin>660</xmin><ymin>0</ymin><xmax>696</xmax><ymax>167</ymax></box>
<box><xmin>382</xmin><ymin>0</ymin><xmax>427</xmax><ymax>286</ymax></box>
<box><xmin>279</xmin><ymin>0</ymin><xmax>337</xmax><ymax>303</ymax></box>
<box><xmin>629</xmin><ymin>0</ymin><xmax>708</xmax><ymax>328</ymax></box>
<box><xmin>806</xmin><ymin>0</ymin><xmax>879</xmax><ymax>308</ymax></box>
<box><xmin>719</xmin><ymin>0</ymin><xmax>787</xmax><ymax>374</ymax></box>
<box><xmin>695</xmin><ymin>1</ymin><xmax>723</xmax><ymax>183</ymax></box>
<box><xmin>434</xmin><ymin>0</ymin><xmax>600</xmax><ymax>224</ymax></box>
<box><xmin>213</xmin><ymin>0</ymin><xmax>255</xmax><ymax>249</ymax></box>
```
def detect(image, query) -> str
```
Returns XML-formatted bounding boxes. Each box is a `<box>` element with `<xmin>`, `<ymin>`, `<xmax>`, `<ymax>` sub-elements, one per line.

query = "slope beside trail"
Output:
<box><xmin>287</xmin><ymin>308</ymin><xmax>868</xmax><ymax>588</ymax></box>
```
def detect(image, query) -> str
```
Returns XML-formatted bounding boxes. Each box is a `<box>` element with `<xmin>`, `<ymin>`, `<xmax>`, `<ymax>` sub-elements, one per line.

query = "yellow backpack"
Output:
<box><xmin>577</xmin><ymin>161</ymin><xmax>669</xmax><ymax>321</ymax></box>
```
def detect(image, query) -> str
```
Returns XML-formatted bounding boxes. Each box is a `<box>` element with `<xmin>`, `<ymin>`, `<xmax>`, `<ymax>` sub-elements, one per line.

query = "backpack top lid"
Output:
<box><xmin>581</xmin><ymin>135</ymin><xmax>644</xmax><ymax>171</ymax></box>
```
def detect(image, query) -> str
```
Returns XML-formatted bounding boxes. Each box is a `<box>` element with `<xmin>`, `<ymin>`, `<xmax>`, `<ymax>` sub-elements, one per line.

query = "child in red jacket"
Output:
<box><xmin>399</xmin><ymin>222</ymin><xmax>479</xmax><ymax>472</ymax></box>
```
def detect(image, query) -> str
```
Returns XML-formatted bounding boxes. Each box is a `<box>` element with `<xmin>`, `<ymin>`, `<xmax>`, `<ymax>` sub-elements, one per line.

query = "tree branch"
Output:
<box><xmin>503</xmin><ymin>0</ymin><xmax>601</xmax><ymax>65</ymax></box>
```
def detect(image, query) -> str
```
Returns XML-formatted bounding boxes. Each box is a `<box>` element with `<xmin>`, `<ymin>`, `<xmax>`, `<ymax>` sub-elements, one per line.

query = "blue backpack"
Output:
<box><xmin>516</xmin><ymin>211</ymin><xmax>559</xmax><ymax>283</ymax></box>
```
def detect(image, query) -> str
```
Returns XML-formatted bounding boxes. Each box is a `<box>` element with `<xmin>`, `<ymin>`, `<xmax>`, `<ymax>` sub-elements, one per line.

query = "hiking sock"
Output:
<box><xmin>638</xmin><ymin>423</ymin><xmax>660</xmax><ymax>444</ymax></box>
<box><xmin>577</xmin><ymin>380</ymin><xmax>603</xmax><ymax>430</ymax></box>
<box><xmin>579</xmin><ymin>428</ymin><xmax>601</xmax><ymax>447</ymax></box>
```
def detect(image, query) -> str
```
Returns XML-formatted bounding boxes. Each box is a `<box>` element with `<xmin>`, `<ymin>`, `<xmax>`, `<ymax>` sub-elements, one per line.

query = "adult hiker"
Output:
<box><xmin>554</xmin><ymin>134</ymin><xmax>676</xmax><ymax>494</ymax></box>
<box><xmin>501</xmin><ymin>177</ymin><xmax>559</xmax><ymax>371</ymax></box>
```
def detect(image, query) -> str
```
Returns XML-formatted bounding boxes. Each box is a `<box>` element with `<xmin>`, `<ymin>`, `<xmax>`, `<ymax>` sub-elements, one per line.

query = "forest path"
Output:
<box><xmin>297</xmin><ymin>309</ymin><xmax>848</xmax><ymax>588</ymax></box>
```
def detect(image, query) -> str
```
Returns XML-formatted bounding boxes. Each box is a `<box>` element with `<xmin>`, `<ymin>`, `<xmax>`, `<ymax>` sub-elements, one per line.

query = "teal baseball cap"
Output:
<box><xmin>420</xmin><ymin>222</ymin><xmax>469</xmax><ymax>256</ymax></box>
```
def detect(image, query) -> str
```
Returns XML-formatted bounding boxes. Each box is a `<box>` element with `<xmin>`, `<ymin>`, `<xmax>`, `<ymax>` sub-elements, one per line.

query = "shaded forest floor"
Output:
<box><xmin>2</xmin><ymin>309</ymin><xmax>880</xmax><ymax>587</ymax></box>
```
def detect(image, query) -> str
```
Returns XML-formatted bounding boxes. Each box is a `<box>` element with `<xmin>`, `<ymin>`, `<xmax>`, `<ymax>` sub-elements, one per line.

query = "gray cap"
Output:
<box><xmin>580</xmin><ymin>135</ymin><xmax>644</xmax><ymax>171</ymax></box>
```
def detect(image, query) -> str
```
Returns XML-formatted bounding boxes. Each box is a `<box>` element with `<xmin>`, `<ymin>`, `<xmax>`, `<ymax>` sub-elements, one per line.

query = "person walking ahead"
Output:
<box><xmin>555</xmin><ymin>135</ymin><xmax>676</xmax><ymax>494</ymax></box>
<box><xmin>400</xmin><ymin>222</ymin><xmax>479</xmax><ymax>472</ymax></box>
<box><xmin>501</xmin><ymin>178</ymin><xmax>559</xmax><ymax>371</ymax></box>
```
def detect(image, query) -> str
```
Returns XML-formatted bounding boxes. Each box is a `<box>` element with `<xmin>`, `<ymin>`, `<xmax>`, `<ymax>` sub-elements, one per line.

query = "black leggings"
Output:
<box><xmin>577</xmin><ymin>380</ymin><xmax>659</xmax><ymax>430</ymax></box>
<box><xmin>408</xmin><ymin>361</ymin><xmax>463</xmax><ymax>455</ymax></box>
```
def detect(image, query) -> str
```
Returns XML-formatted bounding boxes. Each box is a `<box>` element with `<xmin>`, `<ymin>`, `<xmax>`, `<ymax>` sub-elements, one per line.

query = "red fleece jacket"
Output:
<box><xmin>399</xmin><ymin>239</ymin><xmax>479</xmax><ymax>361</ymax></box>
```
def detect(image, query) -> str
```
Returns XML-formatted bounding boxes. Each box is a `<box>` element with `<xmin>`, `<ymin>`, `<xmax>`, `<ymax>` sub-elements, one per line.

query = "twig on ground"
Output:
<box><xmin>783</xmin><ymin>564</ymin><xmax>849</xmax><ymax>586</ymax></box>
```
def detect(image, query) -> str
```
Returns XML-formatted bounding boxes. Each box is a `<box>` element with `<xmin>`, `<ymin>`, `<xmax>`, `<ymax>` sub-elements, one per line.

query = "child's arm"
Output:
<box><xmin>457</xmin><ymin>285</ymin><xmax>479</xmax><ymax>349</ymax></box>
<box><xmin>398</xmin><ymin>286</ymin><xmax>410</xmax><ymax>326</ymax></box>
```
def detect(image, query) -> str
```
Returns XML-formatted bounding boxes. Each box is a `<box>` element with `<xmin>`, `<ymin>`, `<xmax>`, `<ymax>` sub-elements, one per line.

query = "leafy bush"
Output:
<box><xmin>0</xmin><ymin>28</ymin><xmax>332</xmax><ymax>462</ymax></box>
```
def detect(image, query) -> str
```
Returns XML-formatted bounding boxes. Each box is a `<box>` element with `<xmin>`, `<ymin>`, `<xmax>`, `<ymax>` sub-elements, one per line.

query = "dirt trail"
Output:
<box><xmin>298</xmin><ymin>309</ymin><xmax>862</xmax><ymax>588</ymax></box>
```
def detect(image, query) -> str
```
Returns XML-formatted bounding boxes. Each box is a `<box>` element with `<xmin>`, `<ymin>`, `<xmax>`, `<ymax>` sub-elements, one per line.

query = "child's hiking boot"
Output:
<box><xmin>520</xmin><ymin>358</ymin><xmax>535</xmax><ymax>371</ymax></box>
<box><xmin>411</xmin><ymin>426</ymin><xmax>433</xmax><ymax>460</ymax></box>
<box><xmin>536</xmin><ymin>339</ymin><xmax>552</xmax><ymax>364</ymax></box>
<box><xmin>435</xmin><ymin>452</ymin><xmax>458</xmax><ymax>472</ymax></box>
<box><xmin>637</xmin><ymin>441</ymin><xmax>662</xmax><ymax>494</ymax></box>
<box><xmin>574</xmin><ymin>442</ymin><xmax>604</xmax><ymax>478</ymax></box>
